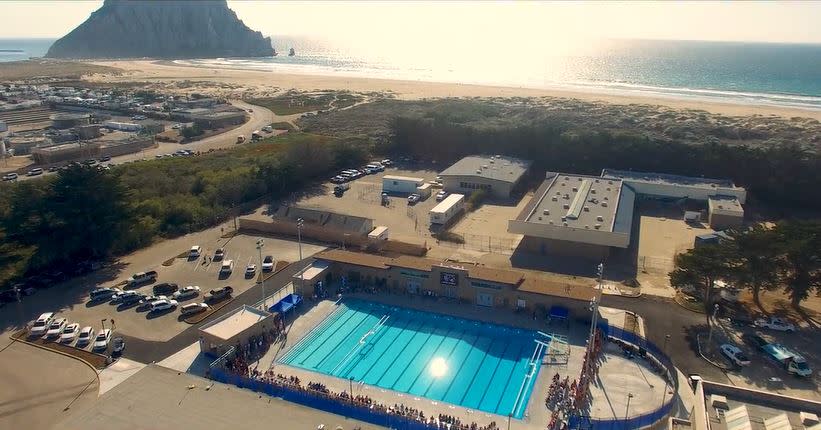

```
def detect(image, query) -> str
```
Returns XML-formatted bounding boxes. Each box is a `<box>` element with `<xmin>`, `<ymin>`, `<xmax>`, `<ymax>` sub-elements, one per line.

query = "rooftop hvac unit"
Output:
<box><xmin>583</xmin><ymin>206</ymin><xmax>590</xmax><ymax>212</ymax></box>
<box><xmin>585</xmin><ymin>225</ymin><xmax>590</xmax><ymax>229</ymax></box>
<box><xmin>572</xmin><ymin>187</ymin><xmax>578</xmax><ymax>192</ymax></box>
<box><xmin>564</xmin><ymin>176</ymin><xmax>570</xmax><ymax>180</ymax></box>
<box><xmin>551</xmin><ymin>196</ymin><xmax>558</xmax><ymax>201</ymax></box>
<box><xmin>591</xmin><ymin>189</ymin><xmax>596</xmax><ymax>194</ymax></box>
<box><xmin>563</xmin><ymin>222</ymin><xmax>568</xmax><ymax>227</ymax></box>
<box><xmin>548</xmin><ymin>220</ymin><xmax>554</xmax><ymax>224</ymax></box>
<box><xmin>489</xmin><ymin>159</ymin><xmax>495</xmax><ymax>164</ymax></box>
<box><xmin>578</xmin><ymin>177</ymin><xmax>583</xmax><ymax>181</ymax></box>
<box><xmin>538</xmin><ymin>216</ymin><xmax>542</xmax><ymax>221</ymax></box>
<box><xmin>608</xmin><ymin>180</ymin><xmax>613</xmax><ymax>185</ymax></box>
<box><xmin>543</xmin><ymin>209</ymin><xmax>550</xmax><ymax>215</ymax></box>
<box><xmin>564</xmin><ymin>194</ymin><xmax>570</xmax><ymax>199</ymax></box>
<box><xmin>602</xmin><ymin>201</ymin><xmax>608</xmax><ymax>207</ymax></box>
<box><xmin>604</xmin><ymin>196</ymin><xmax>609</xmax><ymax>200</ymax></box>
<box><xmin>594</xmin><ymin>224</ymin><xmax>601</xmax><ymax>229</ymax></box>
<box><xmin>596</xmin><ymin>215</ymin><xmax>604</xmax><ymax>222</ymax></box>
<box><xmin>594</xmin><ymin>179</ymin><xmax>600</xmax><ymax>183</ymax></box>
<box><xmin>561</xmin><ymin>182</ymin><xmax>566</xmax><ymax>187</ymax></box>
<box><xmin>482</xmin><ymin>165</ymin><xmax>488</xmax><ymax>169</ymax></box>
<box><xmin>563</xmin><ymin>204</ymin><xmax>570</xmax><ymax>209</ymax></box>
<box><xmin>476</xmin><ymin>169</ymin><xmax>482</xmax><ymax>174</ymax></box>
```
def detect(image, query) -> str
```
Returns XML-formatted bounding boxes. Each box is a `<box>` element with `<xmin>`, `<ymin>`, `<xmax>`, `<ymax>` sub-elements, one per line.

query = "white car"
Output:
<box><xmin>435</xmin><ymin>191</ymin><xmax>448</xmax><ymax>201</ymax></box>
<box><xmin>180</xmin><ymin>302</ymin><xmax>209</xmax><ymax>315</ymax></box>
<box><xmin>262</xmin><ymin>255</ymin><xmax>274</xmax><ymax>272</ymax></box>
<box><xmin>76</xmin><ymin>326</ymin><xmax>95</xmax><ymax>347</ymax></box>
<box><xmin>59</xmin><ymin>323</ymin><xmax>80</xmax><ymax>343</ymax></box>
<box><xmin>754</xmin><ymin>317</ymin><xmax>796</xmax><ymax>332</ymax></box>
<box><xmin>111</xmin><ymin>290</ymin><xmax>140</xmax><ymax>303</ymax></box>
<box><xmin>173</xmin><ymin>286</ymin><xmax>200</xmax><ymax>300</ymax></box>
<box><xmin>407</xmin><ymin>193</ymin><xmax>421</xmax><ymax>204</ymax></box>
<box><xmin>245</xmin><ymin>264</ymin><xmax>257</xmax><ymax>278</ymax></box>
<box><xmin>93</xmin><ymin>329</ymin><xmax>112</xmax><ymax>351</ymax></box>
<box><xmin>30</xmin><ymin>312</ymin><xmax>55</xmax><ymax>336</ymax></box>
<box><xmin>189</xmin><ymin>245</ymin><xmax>202</xmax><ymax>258</ymax></box>
<box><xmin>720</xmin><ymin>344</ymin><xmax>751</xmax><ymax>367</ymax></box>
<box><xmin>150</xmin><ymin>298</ymin><xmax>179</xmax><ymax>312</ymax></box>
<box><xmin>45</xmin><ymin>318</ymin><xmax>67</xmax><ymax>338</ymax></box>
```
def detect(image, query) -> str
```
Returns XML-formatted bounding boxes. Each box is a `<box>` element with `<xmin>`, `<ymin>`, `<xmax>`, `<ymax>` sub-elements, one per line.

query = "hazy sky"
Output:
<box><xmin>1</xmin><ymin>1</ymin><xmax>820</xmax><ymax>44</ymax></box>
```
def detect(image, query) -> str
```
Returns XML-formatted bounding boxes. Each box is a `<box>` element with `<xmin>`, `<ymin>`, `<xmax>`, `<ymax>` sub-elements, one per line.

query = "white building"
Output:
<box><xmin>601</xmin><ymin>169</ymin><xmax>747</xmax><ymax>204</ymax></box>
<box><xmin>382</xmin><ymin>175</ymin><xmax>425</xmax><ymax>194</ymax></box>
<box><xmin>430</xmin><ymin>193</ymin><xmax>466</xmax><ymax>225</ymax></box>
<box><xmin>438</xmin><ymin>155</ymin><xmax>531</xmax><ymax>199</ymax></box>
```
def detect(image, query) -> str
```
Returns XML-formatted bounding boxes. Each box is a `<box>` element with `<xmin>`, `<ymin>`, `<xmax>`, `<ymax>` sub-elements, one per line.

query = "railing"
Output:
<box><xmin>567</xmin><ymin>325</ymin><xmax>678</xmax><ymax>430</ymax></box>
<box><xmin>209</xmin><ymin>368</ymin><xmax>450</xmax><ymax>430</ymax></box>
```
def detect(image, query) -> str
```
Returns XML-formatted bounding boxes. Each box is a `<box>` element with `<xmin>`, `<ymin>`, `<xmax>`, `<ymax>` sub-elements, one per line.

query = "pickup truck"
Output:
<box><xmin>762</xmin><ymin>343</ymin><xmax>812</xmax><ymax>377</ymax></box>
<box><xmin>207</xmin><ymin>286</ymin><xmax>234</xmax><ymax>302</ymax></box>
<box><xmin>126</xmin><ymin>270</ymin><xmax>158</xmax><ymax>287</ymax></box>
<box><xmin>754</xmin><ymin>317</ymin><xmax>796</xmax><ymax>332</ymax></box>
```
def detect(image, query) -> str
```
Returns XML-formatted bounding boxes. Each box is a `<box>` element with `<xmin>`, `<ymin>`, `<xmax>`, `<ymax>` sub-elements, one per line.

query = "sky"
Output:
<box><xmin>0</xmin><ymin>0</ymin><xmax>820</xmax><ymax>45</ymax></box>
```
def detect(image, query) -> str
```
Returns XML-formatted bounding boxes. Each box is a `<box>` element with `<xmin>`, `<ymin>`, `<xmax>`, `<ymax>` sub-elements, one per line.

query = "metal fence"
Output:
<box><xmin>567</xmin><ymin>325</ymin><xmax>677</xmax><ymax>430</ymax></box>
<box><xmin>209</xmin><ymin>368</ymin><xmax>448</xmax><ymax>430</ymax></box>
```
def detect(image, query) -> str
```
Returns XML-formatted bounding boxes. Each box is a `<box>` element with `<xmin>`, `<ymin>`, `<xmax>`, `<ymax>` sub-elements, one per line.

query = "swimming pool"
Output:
<box><xmin>280</xmin><ymin>299</ymin><xmax>547</xmax><ymax>418</ymax></box>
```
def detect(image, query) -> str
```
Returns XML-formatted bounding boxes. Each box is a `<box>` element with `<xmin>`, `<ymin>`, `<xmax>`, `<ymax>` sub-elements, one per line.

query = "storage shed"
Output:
<box><xmin>430</xmin><ymin>193</ymin><xmax>465</xmax><ymax>225</ymax></box>
<box><xmin>383</xmin><ymin>175</ymin><xmax>424</xmax><ymax>194</ymax></box>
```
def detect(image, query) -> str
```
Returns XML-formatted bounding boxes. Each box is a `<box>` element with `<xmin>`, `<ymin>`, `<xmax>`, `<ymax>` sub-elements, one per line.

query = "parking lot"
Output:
<box><xmin>291</xmin><ymin>166</ymin><xmax>441</xmax><ymax>244</ymax></box>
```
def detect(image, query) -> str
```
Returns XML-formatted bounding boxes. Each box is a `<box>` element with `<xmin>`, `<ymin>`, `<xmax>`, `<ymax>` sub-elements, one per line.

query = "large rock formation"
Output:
<box><xmin>46</xmin><ymin>0</ymin><xmax>273</xmax><ymax>59</ymax></box>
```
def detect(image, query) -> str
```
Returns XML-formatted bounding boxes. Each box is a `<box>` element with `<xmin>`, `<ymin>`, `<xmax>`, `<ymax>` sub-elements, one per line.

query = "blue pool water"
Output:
<box><xmin>281</xmin><ymin>300</ymin><xmax>546</xmax><ymax>419</ymax></box>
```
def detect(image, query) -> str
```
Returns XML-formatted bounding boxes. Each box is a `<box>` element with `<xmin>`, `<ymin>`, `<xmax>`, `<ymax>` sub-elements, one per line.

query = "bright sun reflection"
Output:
<box><xmin>429</xmin><ymin>357</ymin><xmax>448</xmax><ymax>378</ymax></box>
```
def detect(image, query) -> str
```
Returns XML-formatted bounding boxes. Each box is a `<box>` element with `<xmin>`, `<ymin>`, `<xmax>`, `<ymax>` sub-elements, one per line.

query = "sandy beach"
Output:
<box><xmin>91</xmin><ymin>60</ymin><xmax>821</xmax><ymax>120</ymax></box>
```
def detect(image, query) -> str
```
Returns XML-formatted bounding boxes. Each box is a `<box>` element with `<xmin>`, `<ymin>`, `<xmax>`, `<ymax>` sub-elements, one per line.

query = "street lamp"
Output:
<box><xmin>625</xmin><ymin>392</ymin><xmax>634</xmax><ymax>422</ymax></box>
<box><xmin>660</xmin><ymin>334</ymin><xmax>671</xmax><ymax>408</ymax></box>
<box><xmin>706</xmin><ymin>302</ymin><xmax>720</xmax><ymax>351</ymax></box>
<box><xmin>101</xmin><ymin>318</ymin><xmax>107</xmax><ymax>332</ymax></box>
<box><xmin>256</xmin><ymin>238</ymin><xmax>265</xmax><ymax>310</ymax></box>
<box><xmin>297</xmin><ymin>218</ymin><xmax>304</xmax><ymax>298</ymax></box>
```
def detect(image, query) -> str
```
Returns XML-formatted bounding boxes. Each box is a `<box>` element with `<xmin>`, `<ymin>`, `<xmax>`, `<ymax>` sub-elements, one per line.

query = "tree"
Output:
<box><xmin>724</xmin><ymin>225</ymin><xmax>781</xmax><ymax>307</ymax></box>
<box><xmin>669</xmin><ymin>244</ymin><xmax>734</xmax><ymax>319</ymax></box>
<box><xmin>776</xmin><ymin>220</ymin><xmax>821</xmax><ymax>308</ymax></box>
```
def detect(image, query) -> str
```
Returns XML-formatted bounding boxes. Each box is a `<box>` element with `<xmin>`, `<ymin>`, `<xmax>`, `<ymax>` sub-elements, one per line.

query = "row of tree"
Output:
<box><xmin>0</xmin><ymin>133</ymin><xmax>370</xmax><ymax>287</ymax></box>
<box><xmin>670</xmin><ymin>221</ymin><xmax>821</xmax><ymax>311</ymax></box>
<box><xmin>385</xmin><ymin>117</ymin><xmax>821</xmax><ymax>210</ymax></box>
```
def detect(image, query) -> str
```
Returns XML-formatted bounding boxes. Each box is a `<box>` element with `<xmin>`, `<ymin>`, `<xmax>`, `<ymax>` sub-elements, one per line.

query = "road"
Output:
<box><xmin>5</xmin><ymin>100</ymin><xmax>276</xmax><ymax>181</ymax></box>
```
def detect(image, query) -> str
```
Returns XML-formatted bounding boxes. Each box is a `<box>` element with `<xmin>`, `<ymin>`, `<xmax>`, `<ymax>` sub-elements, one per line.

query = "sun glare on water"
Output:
<box><xmin>429</xmin><ymin>357</ymin><xmax>448</xmax><ymax>378</ymax></box>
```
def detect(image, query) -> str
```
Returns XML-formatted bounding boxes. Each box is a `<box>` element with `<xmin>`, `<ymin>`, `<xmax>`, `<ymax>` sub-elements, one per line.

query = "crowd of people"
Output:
<box><xmin>544</xmin><ymin>328</ymin><xmax>605</xmax><ymax>430</ymax></box>
<box><xmin>222</xmin><ymin>320</ymin><xmax>285</xmax><ymax>376</ymax></box>
<box><xmin>219</xmin><ymin>365</ymin><xmax>500</xmax><ymax>430</ymax></box>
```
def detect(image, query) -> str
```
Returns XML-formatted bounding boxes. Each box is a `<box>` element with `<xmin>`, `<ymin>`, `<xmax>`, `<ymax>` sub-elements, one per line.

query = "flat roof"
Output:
<box><xmin>54</xmin><ymin>364</ymin><xmax>386</xmax><ymax>430</ymax></box>
<box><xmin>383</xmin><ymin>175</ymin><xmax>424</xmax><ymax>183</ymax></box>
<box><xmin>200</xmin><ymin>305</ymin><xmax>270</xmax><ymax>340</ymax></box>
<box><xmin>439</xmin><ymin>155</ymin><xmax>531</xmax><ymax>184</ymax></box>
<box><xmin>294</xmin><ymin>260</ymin><xmax>331</xmax><ymax>282</ymax></box>
<box><xmin>368</xmin><ymin>226</ymin><xmax>389</xmax><ymax>237</ymax></box>
<box><xmin>524</xmin><ymin>172</ymin><xmax>624</xmax><ymax>232</ymax></box>
<box><xmin>702</xmin><ymin>382</ymin><xmax>817</xmax><ymax>430</ymax></box>
<box><xmin>430</xmin><ymin>193</ymin><xmax>465</xmax><ymax>214</ymax></box>
<box><xmin>708</xmin><ymin>195</ymin><xmax>744</xmax><ymax>216</ymax></box>
<box><xmin>602</xmin><ymin>169</ymin><xmax>739</xmax><ymax>190</ymax></box>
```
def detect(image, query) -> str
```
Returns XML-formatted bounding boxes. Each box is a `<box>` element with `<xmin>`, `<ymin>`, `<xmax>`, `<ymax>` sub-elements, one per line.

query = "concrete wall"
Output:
<box><xmin>702</xmin><ymin>380</ymin><xmax>821</xmax><ymax>418</ymax></box>
<box><xmin>508</xmin><ymin>219</ymin><xmax>630</xmax><ymax>248</ymax></box>
<box><xmin>442</xmin><ymin>176</ymin><xmax>513</xmax><ymax>199</ymax></box>
<box><xmin>517</xmin><ymin>236</ymin><xmax>611</xmax><ymax>260</ymax></box>
<box><xmin>99</xmin><ymin>137</ymin><xmax>156</xmax><ymax>158</ymax></box>
<box><xmin>708</xmin><ymin>212</ymin><xmax>743</xmax><ymax>230</ymax></box>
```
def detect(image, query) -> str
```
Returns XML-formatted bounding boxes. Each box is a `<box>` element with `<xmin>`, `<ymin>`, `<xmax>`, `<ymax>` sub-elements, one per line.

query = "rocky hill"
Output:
<box><xmin>46</xmin><ymin>0</ymin><xmax>273</xmax><ymax>59</ymax></box>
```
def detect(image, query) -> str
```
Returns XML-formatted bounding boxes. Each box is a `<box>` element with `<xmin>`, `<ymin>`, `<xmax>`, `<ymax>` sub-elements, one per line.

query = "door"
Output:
<box><xmin>406</xmin><ymin>280</ymin><xmax>421</xmax><ymax>295</ymax></box>
<box><xmin>444</xmin><ymin>286</ymin><xmax>458</xmax><ymax>298</ymax></box>
<box><xmin>477</xmin><ymin>293</ymin><xmax>494</xmax><ymax>307</ymax></box>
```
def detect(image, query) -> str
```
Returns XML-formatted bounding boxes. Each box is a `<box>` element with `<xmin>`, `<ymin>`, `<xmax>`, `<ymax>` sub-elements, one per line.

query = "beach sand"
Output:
<box><xmin>91</xmin><ymin>60</ymin><xmax>821</xmax><ymax>120</ymax></box>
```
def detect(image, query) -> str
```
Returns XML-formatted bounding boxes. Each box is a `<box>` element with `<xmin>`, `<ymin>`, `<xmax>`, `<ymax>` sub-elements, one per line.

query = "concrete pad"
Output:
<box><xmin>588</xmin><ymin>342</ymin><xmax>668</xmax><ymax>419</ymax></box>
<box><xmin>157</xmin><ymin>341</ymin><xmax>212</xmax><ymax>376</ymax></box>
<box><xmin>98</xmin><ymin>358</ymin><xmax>146</xmax><ymax>395</ymax></box>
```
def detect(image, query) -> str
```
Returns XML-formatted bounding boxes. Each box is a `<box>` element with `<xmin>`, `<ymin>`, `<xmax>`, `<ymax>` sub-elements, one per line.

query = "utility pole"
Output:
<box><xmin>256</xmin><ymin>238</ymin><xmax>265</xmax><ymax>310</ymax></box>
<box><xmin>297</xmin><ymin>217</ymin><xmax>304</xmax><ymax>298</ymax></box>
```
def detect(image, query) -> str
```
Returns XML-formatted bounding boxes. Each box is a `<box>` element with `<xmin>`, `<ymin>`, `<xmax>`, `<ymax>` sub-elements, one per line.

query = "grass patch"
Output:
<box><xmin>248</xmin><ymin>93</ymin><xmax>335</xmax><ymax>115</ymax></box>
<box><xmin>269</xmin><ymin>121</ymin><xmax>295</xmax><ymax>131</ymax></box>
<box><xmin>434</xmin><ymin>231</ymin><xmax>465</xmax><ymax>244</ymax></box>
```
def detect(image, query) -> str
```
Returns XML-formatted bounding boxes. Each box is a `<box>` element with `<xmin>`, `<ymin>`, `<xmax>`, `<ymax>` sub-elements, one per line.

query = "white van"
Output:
<box><xmin>189</xmin><ymin>245</ymin><xmax>202</xmax><ymax>258</ymax></box>
<box><xmin>220</xmin><ymin>260</ymin><xmax>234</xmax><ymax>275</ymax></box>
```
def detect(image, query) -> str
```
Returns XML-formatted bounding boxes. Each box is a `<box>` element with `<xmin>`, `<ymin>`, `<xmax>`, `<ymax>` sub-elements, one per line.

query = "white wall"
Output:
<box><xmin>623</xmin><ymin>181</ymin><xmax>747</xmax><ymax>204</ymax></box>
<box><xmin>508</xmin><ymin>219</ymin><xmax>631</xmax><ymax>248</ymax></box>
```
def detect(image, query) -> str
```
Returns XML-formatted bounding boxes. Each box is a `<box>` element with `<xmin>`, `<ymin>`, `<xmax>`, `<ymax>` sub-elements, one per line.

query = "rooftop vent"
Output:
<box><xmin>537</xmin><ymin>216</ymin><xmax>542</xmax><ymax>221</ymax></box>
<box><xmin>595</xmin><ymin>179</ymin><xmax>600</xmax><ymax>183</ymax></box>
<box><xmin>482</xmin><ymin>165</ymin><xmax>488</xmax><ymax>169</ymax></box>
<box><xmin>585</xmin><ymin>225</ymin><xmax>590</xmax><ymax>229</ymax></box>
<box><xmin>591</xmin><ymin>189</ymin><xmax>596</xmax><ymax>194</ymax></box>
<box><xmin>489</xmin><ymin>159</ymin><xmax>495</xmax><ymax>164</ymax></box>
<box><xmin>542</xmin><ymin>209</ymin><xmax>550</xmax><ymax>215</ymax></box>
<box><xmin>564</xmin><ymin>194</ymin><xmax>570</xmax><ymax>200</ymax></box>
<box><xmin>548</xmin><ymin>220</ymin><xmax>553</xmax><ymax>224</ymax></box>
<box><xmin>608</xmin><ymin>180</ymin><xmax>613</xmax><ymax>185</ymax></box>
<box><xmin>596</xmin><ymin>215</ymin><xmax>604</xmax><ymax>222</ymax></box>
<box><xmin>572</xmin><ymin>187</ymin><xmax>578</xmax><ymax>192</ymax></box>
<box><xmin>604</xmin><ymin>196</ymin><xmax>609</xmax><ymax>201</ymax></box>
<box><xmin>583</xmin><ymin>206</ymin><xmax>590</xmax><ymax>212</ymax></box>
<box><xmin>564</xmin><ymin>176</ymin><xmax>570</xmax><ymax>181</ymax></box>
<box><xmin>476</xmin><ymin>169</ymin><xmax>482</xmax><ymax>174</ymax></box>
<box><xmin>551</xmin><ymin>196</ymin><xmax>558</xmax><ymax>201</ymax></box>
<box><xmin>563</xmin><ymin>222</ymin><xmax>568</xmax><ymax>227</ymax></box>
<box><xmin>602</xmin><ymin>201</ymin><xmax>608</xmax><ymax>207</ymax></box>
<box><xmin>606</xmin><ymin>187</ymin><xmax>611</xmax><ymax>191</ymax></box>
<box><xmin>563</xmin><ymin>204</ymin><xmax>570</xmax><ymax>209</ymax></box>
<box><xmin>594</xmin><ymin>224</ymin><xmax>601</xmax><ymax>229</ymax></box>
<box><xmin>561</xmin><ymin>182</ymin><xmax>566</xmax><ymax>187</ymax></box>
<box><xmin>577</xmin><ymin>177</ymin><xmax>583</xmax><ymax>181</ymax></box>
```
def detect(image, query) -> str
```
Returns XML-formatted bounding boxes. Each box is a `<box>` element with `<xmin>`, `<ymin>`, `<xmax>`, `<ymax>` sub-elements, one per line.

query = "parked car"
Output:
<box><xmin>220</xmin><ymin>260</ymin><xmax>234</xmax><ymax>275</ymax></box>
<box><xmin>111</xmin><ymin>290</ymin><xmax>140</xmax><ymax>304</ymax></box>
<box><xmin>93</xmin><ymin>329</ymin><xmax>112</xmax><ymax>351</ymax></box>
<box><xmin>173</xmin><ymin>285</ymin><xmax>201</xmax><ymax>300</ymax></box>
<box><xmin>153</xmin><ymin>282</ymin><xmax>179</xmax><ymax>295</ymax></box>
<box><xmin>45</xmin><ymin>318</ymin><xmax>67</xmax><ymax>338</ymax></box>
<box><xmin>30</xmin><ymin>312</ymin><xmax>55</xmax><ymax>336</ymax></box>
<box><xmin>99</xmin><ymin>156</ymin><xmax>111</xmax><ymax>162</ymax></box>
<box><xmin>137</xmin><ymin>295</ymin><xmax>165</xmax><ymax>311</ymax></box>
<box><xmin>245</xmin><ymin>264</ymin><xmax>257</xmax><ymax>278</ymax></box>
<box><xmin>754</xmin><ymin>317</ymin><xmax>796</xmax><ymax>332</ymax></box>
<box><xmin>111</xmin><ymin>337</ymin><xmax>125</xmax><ymax>355</ymax></box>
<box><xmin>720</xmin><ymin>344</ymin><xmax>751</xmax><ymax>367</ymax></box>
<box><xmin>126</xmin><ymin>270</ymin><xmax>158</xmax><ymax>287</ymax></box>
<box><xmin>381</xmin><ymin>159</ymin><xmax>392</xmax><ymax>166</ymax></box>
<box><xmin>407</xmin><ymin>193</ymin><xmax>421</xmax><ymax>204</ymax></box>
<box><xmin>150</xmin><ymin>298</ymin><xmax>178</xmax><ymax>312</ymax></box>
<box><xmin>76</xmin><ymin>326</ymin><xmax>95</xmax><ymax>347</ymax></box>
<box><xmin>189</xmin><ymin>245</ymin><xmax>202</xmax><ymax>258</ymax></box>
<box><xmin>742</xmin><ymin>333</ymin><xmax>769</xmax><ymax>350</ymax></box>
<box><xmin>435</xmin><ymin>191</ymin><xmax>448</xmax><ymax>201</ymax></box>
<box><xmin>180</xmin><ymin>302</ymin><xmax>209</xmax><ymax>315</ymax></box>
<box><xmin>213</xmin><ymin>248</ymin><xmax>225</xmax><ymax>261</ymax></box>
<box><xmin>119</xmin><ymin>293</ymin><xmax>146</xmax><ymax>306</ymax></box>
<box><xmin>330</xmin><ymin>176</ymin><xmax>346</xmax><ymax>184</ymax></box>
<box><xmin>262</xmin><ymin>256</ymin><xmax>274</xmax><ymax>272</ymax></box>
<box><xmin>26</xmin><ymin>168</ymin><xmax>44</xmax><ymax>176</ymax></box>
<box><xmin>207</xmin><ymin>286</ymin><xmax>233</xmax><ymax>302</ymax></box>
<box><xmin>2</xmin><ymin>172</ymin><xmax>18</xmax><ymax>181</ymax></box>
<box><xmin>60</xmin><ymin>323</ymin><xmax>80</xmax><ymax>343</ymax></box>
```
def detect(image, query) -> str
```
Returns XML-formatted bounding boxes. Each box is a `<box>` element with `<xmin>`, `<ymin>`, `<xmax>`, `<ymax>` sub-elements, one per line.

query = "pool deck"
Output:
<box><xmin>250</xmin><ymin>293</ymin><xmax>668</xmax><ymax>430</ymax></box>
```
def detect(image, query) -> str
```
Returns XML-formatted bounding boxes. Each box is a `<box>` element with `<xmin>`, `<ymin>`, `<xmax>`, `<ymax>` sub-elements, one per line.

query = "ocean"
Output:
<box><xmin>2</xmin><ymin>37</ymin><xmax>820</xmax><ymax>111</ymax></box>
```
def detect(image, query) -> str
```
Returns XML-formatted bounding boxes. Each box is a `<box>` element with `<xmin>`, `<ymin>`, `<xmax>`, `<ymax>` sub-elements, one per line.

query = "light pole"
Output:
<box><xmin>101</xmin><ymin>318</ymin><xmax>107</xmax><ymax>332</ymax></box>
<box><xmin>589</xmin><ymin>263</ymin><xmax>604</xmax><ymax>347</ymax></box>
<box><xmin>256</xmin><ymin>238</ymin><xmax>265</xmax><ymax>310</ymax></box>
<box><xmin>706</xmin><ymin>302</ymin><xmax>720</xmax><ymax>351</ymax></box>
<box><xmin>660</xmin><ymin>334</ymin><xmax>671</xmax><ymax>408</ymax></box>
<box><xmin>297</xmin><ymin>218</ymin><xmax>304</xmax><ymax>298</ymax></box>
<box><xmin>625</xmin><ymin>392</ymin><xmax>634</xmax><ymax>423</ymax></box>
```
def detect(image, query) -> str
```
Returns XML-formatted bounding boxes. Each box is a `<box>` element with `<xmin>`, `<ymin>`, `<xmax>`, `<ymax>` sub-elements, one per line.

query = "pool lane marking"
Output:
<box><xmin>280</xmin><ymin>304</ymin><xmax>347</xmax><ymax>363</ymax></box>
<box><xmin>423</xmin><ymin>331</ymin><xmax>481</xmax><ymax>401</ymax></box>
<box><xmin>365</xmin><ymin>317</ymin><xmax>429</xmax><ymax>386</ymax></box>
<box><xmin>374</xmin><ymin>319</ymin><xmax>435</xmax><ymax>388</ymax></box>
<box><xmin>489</xmin><ymin>339</ymin><xmax>531</xmax><ymax>415</ymax></box>
<box><xmin>422</xmin><ymin>329</ymin><xmax>475</xmax><ymax>398</ymax></box>
<box><xmin>509</xmin><ymin>341</ymin><xmax>547</xmax><ymax>418</ymax></box>
<box><xmin>313</xmin><ymin>310</ymin><xmax>379</xmax><ymax>371</ymax></box>
<box><xmin>339</xmin><ymin>312</ymin><xmax>416</xmax><ymax>381</ymax></box>
<box><xmin>440</xmin><ymin>334</ymin><xmax>498</xmax><ymax>404</ymax></box>
<box><xmin>292</xmin><ymin>306</ymin><xmax>362</xmax><ymax>366</ymax></box>
<box><xmin>330</xmin><ymin>313</ymin><xmax>390</xmax><ymax>375</ymax></box>
<box><xmin>460</xmin><ymin>336</ymin><xmax>514</xmax><ymax>409</ymax></box>
<box><xmin>387</xmin><ymin>324</ymin><xmax>448</xmax><ymax>392</ymax></box>
<box><xmin>400</xmin><ymin>325</ymin><xmax>459</xmax><ymax>394</ymax></box>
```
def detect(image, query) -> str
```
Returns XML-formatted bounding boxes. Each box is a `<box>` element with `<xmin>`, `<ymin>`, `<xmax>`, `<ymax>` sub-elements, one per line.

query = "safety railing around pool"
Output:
<box><xmin>566</xmin><ymin>325</ymin><xmax>679</xmax><ymax>430</ymax></box>
<box><xmin>209</xmin><ymin>367</ymin><xmax>465</xmax><ymax>430</ymax></box>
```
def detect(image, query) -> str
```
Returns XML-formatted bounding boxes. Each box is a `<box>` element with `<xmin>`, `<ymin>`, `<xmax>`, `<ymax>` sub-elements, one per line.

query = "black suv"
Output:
<box><xmin>742</xmin><ymin>333</ymin><xmax>768</xmax><ymax>350</ymax></box>
<box><xmin>153</xmin><ymin>282</ymin><xmax>179</xmax><ymax>295</ymax></box>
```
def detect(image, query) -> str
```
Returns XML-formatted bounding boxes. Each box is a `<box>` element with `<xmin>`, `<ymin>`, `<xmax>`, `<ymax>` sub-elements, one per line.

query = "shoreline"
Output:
<box><xmin>91</xmin><ymin>59</ymin><xmax>821</xmax><ymax>120</ymax></box>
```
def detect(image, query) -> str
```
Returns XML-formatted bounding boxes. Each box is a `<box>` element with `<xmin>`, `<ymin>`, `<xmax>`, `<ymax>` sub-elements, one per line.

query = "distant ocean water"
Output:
<box><xmin>2</xmin><ymin>37</ymin><xmax>820</xmax><ymax>111</ymax></box>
